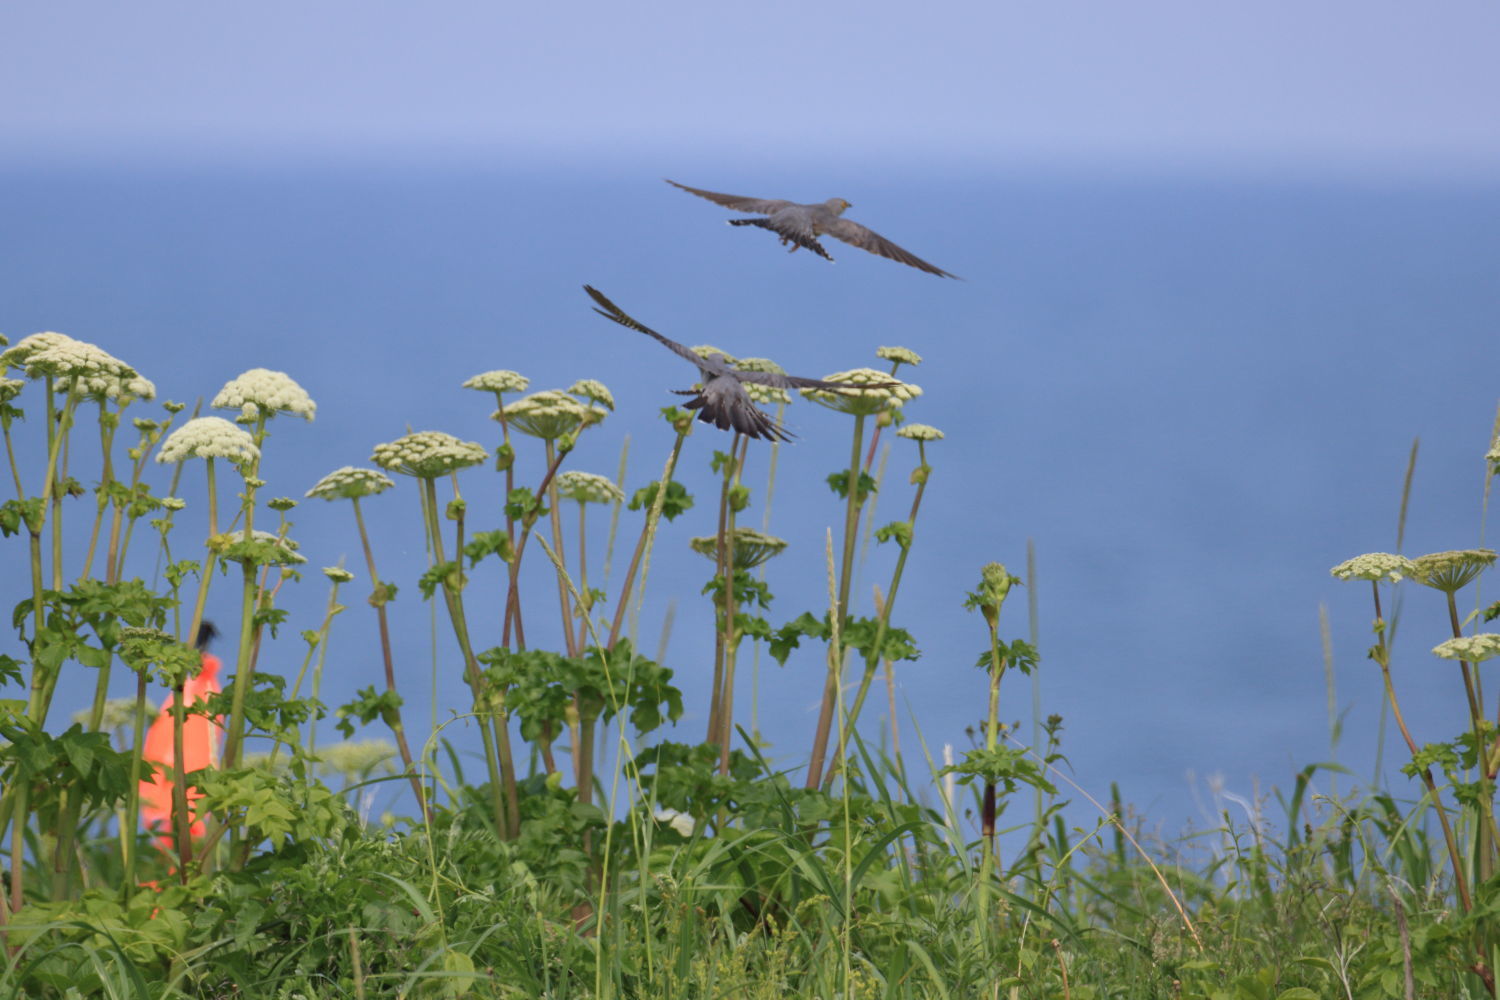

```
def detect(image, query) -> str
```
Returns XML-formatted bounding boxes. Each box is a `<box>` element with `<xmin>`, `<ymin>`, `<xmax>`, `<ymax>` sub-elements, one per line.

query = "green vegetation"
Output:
<box><xmin>1</xmin><ymin>329</ymin><xmax>1499</xmax><ymax>998</ymax></box>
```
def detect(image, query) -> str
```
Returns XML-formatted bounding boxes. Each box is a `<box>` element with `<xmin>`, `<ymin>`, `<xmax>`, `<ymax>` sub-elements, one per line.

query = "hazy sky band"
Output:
<box><xmin>6</xmin><ymin>1</ymin><xmax>1499</xmax><ymax>175</ymax></box>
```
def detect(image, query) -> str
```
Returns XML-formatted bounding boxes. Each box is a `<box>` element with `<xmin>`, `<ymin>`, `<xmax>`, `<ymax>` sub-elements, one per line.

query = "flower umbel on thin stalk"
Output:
<box><xmin>800</xmin><ymin>368</ymin><xmax>921</xmax><ymax>788</ymax></box>
<box><xmin>1330</xmin><ymin>551</ymin><xmax>1473</xmax><ymax>915</ymax></box>
<box><xmin>204</xmin><ymin>370</ymin><xmax>313</xmax><ymax>774</ymax></box>
<box><xmin>833</xmin><ymin>422</ymin><xmax>943</xmax><ymax>775</ymax></box>
<box><xmin>306</xmin><ymin>465</ymin><xmax>428</xmax><ymax>819</ymax></box>
<box><xmin>553</xmin><ymin>468</ymin><xmax>628</xmax><ymax>801</ymax></box>
<box><xmin>499</xmin><ymin>388</ymin><xmax>598</xmax><ymax>650</ymax></box>
<box><xmin>373</xmin><ymin>430</ymin><xmax>518</xmax><ymax>837</ymax></box>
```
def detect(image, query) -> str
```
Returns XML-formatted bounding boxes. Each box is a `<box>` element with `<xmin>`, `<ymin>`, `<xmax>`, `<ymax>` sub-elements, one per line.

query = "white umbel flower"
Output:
<box><xmin>554</xmin><ymin>470</ymin><xmax>625</xmax><ymax>505</ymax></box>
<box><xmin>1330</xmin><ymin>553</ymin><xmax>1418</xmax><ymax>583</ymax></box>
<box><xmin>462</xmin><ymin>369</ymin><xmax>530</xmax><ymax>394</ymax></box>
<box><xmin>306</xmin><ymin>466</ymin><xmax>397</xmax><ymax>500</ymax></box>
<box><xmin>1433</xmin><ymin>634</ymin><xmax>1500</xmax><ymax>664</ymax></box>
<box><xmin>568</xmin><ymin>379</ymin><xmax>615</xmax><ymax>411</ymax></box>
<box><xmin>372</xmin><ymin>431</ymin><xmax>488</xmax><ymax>478</ymax></box>
<box><xmin>896</xmin><ymin>423</ymin><xmax>944</xmax><ymax>442</ymax></box>
<box><xmin>156</xmin><ymin>417</ymin><xmax>260</xmax><ymax>465</ymax></box>
<box><xmin>2</xmin><ymin>331</ymin><xmax>151</xmax><ymax>403</ymax></box>
<box><xmin>876</xmin><ymin>346</ymin><xmax>923</xmax><ymax>367</ymax></box>
<box><xmin>213</xmin><ymin>368</ymin><xmax>316</xmax><ymax>422</ymax></box>
<box><xmin>502</xmin><ymin>390</ymin><xmax>593</xmax><ymax>440</ymax></box>
<box><xmin>802</xmin><ymin>368</ymin><xmax>921</xmax><ymax>416</ymax></box>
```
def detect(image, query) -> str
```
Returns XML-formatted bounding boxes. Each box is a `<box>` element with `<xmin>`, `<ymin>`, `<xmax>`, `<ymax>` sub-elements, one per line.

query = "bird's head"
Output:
<box><xmin>825</xmin><ymin>198</ymin><xmax>852</xmax><ymax>215</ymax></box>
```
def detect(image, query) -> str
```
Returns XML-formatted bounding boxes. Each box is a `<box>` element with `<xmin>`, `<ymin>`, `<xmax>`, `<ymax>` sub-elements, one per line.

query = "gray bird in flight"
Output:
<box><xmin>583</xmin><ymin>285</ymin><xmax>894</xmax><ymax>442</ymax></box>
<box><xmin>666</xmin><ymin>179</ymin><xmax>958</xmax><ymax>279</ymax></box>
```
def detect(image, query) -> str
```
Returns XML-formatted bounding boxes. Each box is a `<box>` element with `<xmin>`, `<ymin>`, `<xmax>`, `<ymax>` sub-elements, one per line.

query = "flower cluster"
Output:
<box><xmin>502</xmin><ymin>390</ymin><xmax>594</xmax><ymax>440</ymax></box>
<box><xmin>156</xmin><ymin>417</ymin><xmax>260</xmax><ymax>466</ymax></box>
<box><xmin>1432</xmin><ymin>634</ymin><xmax>1500</xmax><ymax>664</ymax></box>
<box><xmin>689</xmin><ymin>527</ymin><xmax>789</xmax><ymax>569</ymax></box>
<box><xmin>554</xmin><ymin>470</ymin><xmax>625</xmax><ymax>505</ymax></box>
<box><xmin>1</xmin><ymin>331</ymin><xmax>154</xmax><ymax>403</ymax></box>
<box><xmin>372</xmin><ymin>431</ymin><xmax>488</xmax><ymax>478</ymax></box>
<box><xmin>896</xmin><ymin>423</ymin><xmax>944</xmax><ymax>442</ymax></box>
<box><xmin>462</xmin><ymin>369</ymin><xmax>530</xmax><ymax>395</ymax></box>
<box><xmin>876</xmin><ymin>345</ymin><xmax>923</xmax><ymax>367</ymax></box>
<box><xmin>568</xmin><ymin>379</ymin><xmax>615</xmax><ymax>411</ymax></box>
<box><xmin>1410</xmin><ymin>549</ymin><xmax>1495</xmax><ymax>594</ymax></box>
<box><xmin>213</xmin><ymin>368</ymin><xmax>316</xmax><ymax>422</ymax></box>
<box><xmin>306</xmin><ymin>466</ymin><xmax>397</xmax><ymax>501</ymax></box>
<box><xmin>1330</xmin><ymin>553</ymin><xmax>1418</xmax><ymax>583</ymax></box>
<box><xmin>802</xmin><ymin>368</ymin><xmax>921</xmax><ymax>416</ymax></box>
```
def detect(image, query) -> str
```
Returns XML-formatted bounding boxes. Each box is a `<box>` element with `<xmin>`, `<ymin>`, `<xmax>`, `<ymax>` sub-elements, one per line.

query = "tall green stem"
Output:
<box><xmin>806</xmin><ymin>413</ymin><xmax>867</xmax><ymax>788</ymax></box>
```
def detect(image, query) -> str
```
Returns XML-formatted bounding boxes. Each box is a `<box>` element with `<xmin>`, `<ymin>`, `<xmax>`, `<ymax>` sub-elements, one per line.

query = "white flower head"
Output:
<box><xmin>212</xmin><ymin>368</ymin><xmax>316</xmax><ymax>422</ymax></box>
<box><xmin>554</xmin><ymin>470</ymin><xmax>625</xmax><ymax>505</ymax></box>
<box><xmin>569</xmin><ymin>379</ymin><xmax>615</xmax><ymax>411</ymax></box>
<box><xmin>1330</xmin><ymin>553</ymin><xmax>1418</xmax><ymax>583</ymax></box>
<box><xmin>306</xmin><ymin>466</ymin><xmax>397</xmax><ymax>500</ymax></box>
<box><xmin>323</xmin><ymin>566</ymin><xmax>355</xmax><ymax>583</ymax></box>
<box><xmin>0</xmin><ymin>378</ymin><xmax>24</xmax><ymax>404</ymax></box>
<box><xmin>654</xmin><ymin>808</ymin><xmax>696</xmax><ymax>838</ymax></box>
<box><xmin>1433</xmin><ymin>634</ymin><xmax>1500</xmax><ymax>664</ymax></box>
<box><xmin>877</xmin><ymin>346</ymin><xmax>923</xmax><ymax>367</ymax></box>
<box><xmin>155</xmin><ymin>417</ymin><xmax>260</xmax><ymax>466</ymax></box>
<box><xmin>371</xmin><ymin>431</ymin><xmax>488</xmax><ymax>478</ymax></box>
<box><xmin>802</xmin><ymin>368</ymin><xmax>921</xmax><ymax>416</ymax></box>
<box><xmin>502</xmin><ymin>390</ymin><xmax>593</xmax><ymax>440</ymax></box>
<box><xmin>462</xmin><ymin>369</ymin><xmax>530</xmax><ymax>394</ymax></box>
<box><xmin>2</xmin><ymin>332</ymin><xmax>151</xmax><ymax>403</ymax></box>
<box><xmin>160</xmin><ymin>497</ymin><xmax>187</xmax><ymax>511</ymax></box>
<box><xmin>897</xmin><ymin>423</ymin><xmax>944</xmax><ymax>442</ymax></box>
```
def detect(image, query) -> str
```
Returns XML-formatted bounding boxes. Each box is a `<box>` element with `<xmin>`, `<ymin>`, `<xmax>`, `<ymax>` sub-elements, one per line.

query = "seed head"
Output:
<box><xmin>306</xmin><ymin>466</ymin><xmax>397</xmax><ymax>500</ymax></box>
<box><xmin>213</xmin><ymin>368</ymin><xmax>315</xmax><ymax>422</ymax></box>
<box><xmin>371</xmin><ymin>431</ymin><xmax>488</xmax><ymax>478</ymax></box>
<box><xmin>1330</xmin><ymin>553</ymin><xmax>1418</xmax><ymax>584</ymax></box>
<box><xmin>155</xmin><ymin>417</ymin><xmax>260</xmax><ymax>466</ymax></box>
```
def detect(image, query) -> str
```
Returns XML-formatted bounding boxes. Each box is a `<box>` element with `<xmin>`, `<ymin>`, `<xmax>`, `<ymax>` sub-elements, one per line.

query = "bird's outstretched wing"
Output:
<box><xmin>734</xmin><ymin>370</ymin><xmax>898</xmax><ymax>391</ymax></box>
<box><xmin>666</xmin><ymin>179</ymin><xmax>793</xmax><ymax>216</ymax></box>
<box><xmin>583</xmin><ymin>285</ymin><xmax>707</xmax><ymax>367</ymax></box>
<box><xmin>820</xmin><ymin>217</ymin><xmax>958</xmax><ymax>279</ymax></box>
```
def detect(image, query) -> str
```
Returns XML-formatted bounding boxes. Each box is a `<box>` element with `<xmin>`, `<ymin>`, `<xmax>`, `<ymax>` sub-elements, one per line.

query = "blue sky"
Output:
<box><xmin>6</xmin><ymin>2</ymin><xmax>1499</xmax><ymax>174</ymax></box>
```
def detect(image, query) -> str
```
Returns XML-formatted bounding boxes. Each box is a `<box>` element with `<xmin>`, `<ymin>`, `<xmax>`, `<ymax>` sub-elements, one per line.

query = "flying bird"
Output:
<box><xmin>666</xmin><ymin>179</ymin><xmax>958</xmax><ymax>279</ymax></box>
<box><xmin>583</xmin><ymin>285</ymin><xmax>894</xmax><ymax>442</ymax></box>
